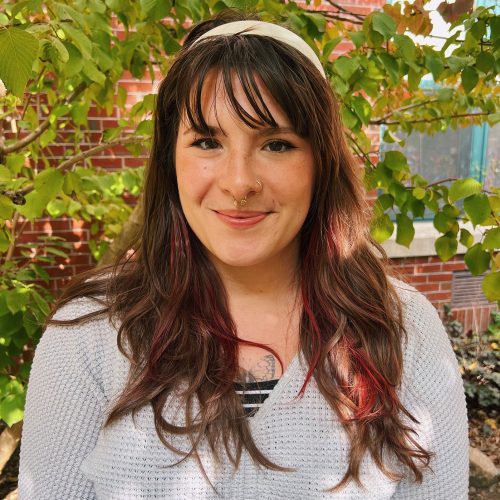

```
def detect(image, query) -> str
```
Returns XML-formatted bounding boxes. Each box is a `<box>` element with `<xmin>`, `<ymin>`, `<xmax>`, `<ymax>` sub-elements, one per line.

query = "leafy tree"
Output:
<box><xmin>0</xmin><ymin>0</ymin><xmax>498</xmax><ymax>477</ymax></box>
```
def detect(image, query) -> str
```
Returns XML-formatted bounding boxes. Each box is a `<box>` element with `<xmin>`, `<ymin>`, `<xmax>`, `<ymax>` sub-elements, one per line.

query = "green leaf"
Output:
<box><xmin>435</xmin><ymin>234</ymin><xmax>458</xmax><ymax>262</ymax></box>
<box><xmin>459</xmin><ymin>228</ymin><xmax>474</xmax><ymax>248</ymax></box>
<box><xmin>6</xmin><ymin>289</ymin><xmax>29</xmax><ymax>314</ymax></box>
<box><xmin>0</xmin><ymin>194</ymin><xmax>14</xmax><ymax>220</ymax></box>
<box><xmin>49</xmin><ymin>35</ymin><xmax>69</xmax><ymax>63</ymax></box>
<box><xmin>349</xmin><ymin>31</ymin><xmax>366</xmax><ymax>49</ymax></box>
<box><xmin>482</xmin><ymin>272</ymin><xmax>500</xmax><ymax>302</ymax></box>
<box><xmin>449</xmin><ymin>178</ymin><xmax>482</xmax><ymax>203</ymax></box>
<box><xmin>0</xmin><ymin>166</ymin><xmax>11</xmax><ymax>183</ymax></box>
<box><xmin>433</xmin><ymin>211</ymin><xmax>455</xmax><ymax>233</ymax></box>
<box><xmin>371</xmin><ymin>12</ymin><xmax>396</xmax><ymax>40</ymax></box>
<box><xmin>45</xmin><ymin>246</ymin><xmax>68</xmax><ymax>258</ymax></box>
<box><xmin>394</xmin><ymin>34</ymin><xmax>416</xmax><ymax>61</ymax></box>
<box><xmin>34</xmin><ymin>168</ymin><xmax>64</xmax><ymax>199</ymax></box>
<box><xmin>476</xmin><ymin>52</ymin><xmax>495</xmax><ymax>73</ymax></box>
<box><xmin>413</xmin><ymin>187</ymin><xmax>426</xmax><ymax>200</ymax></box>
<box><xmin>462</xmin><ymin>67</ymin><xmax>479</xmax><ymax>93</ymax></box>
<box><xmin>46</xmin><ymin>198</ymin><xmax>67</xmax><ymax>217</ymax></box>
<box><xmin>333</xmin><ymin>56</ymin><xmax>358</xmax><ymax>81</ymax></box>
<box><xmin>159</xmin><ymin>24</ymin><xmax>181</xmax><ymax>54</ymax></box>
<box><xmin>447</xmin><ymin>56</ymin><xmax>471</xmax><ymax>73</ymax></box>
<box><xmin>0</xmin><ymin>27</ymin><xmax>39</xmax><ymax>97</ymax></box>
<box><xmin>384</xmin><ymin>151</ymin><xmax>408</xmax><ymax>171</ymax></box>
<box><xmin>82</xmin><ymin>60</ymin><xmax>106</xmax><ymax>87</ymax></box>
<box><xmin>351</xmin><ymin>95</ymin><xmax>371</xmax><ymax>125</ymax></box>
<box><xmin>140</xmin><ymin>0</ymin><xmax>170</xmax><ymax>21</ymax></box>
<box><xmin>464</xmin><ymin>193</ymin><xmax>491</xmax><ymax>226</ymax></box>
<box><xmin>378</xmin><ymin>52</ymin><xmax>399</xmax><ymax>85</ymax></box>
<box><xmin>323</xmin><ymin>37</ymin><xmax>342</xmax><ymax>60</ymax></box>
<box><xmin>396</xmin><ymin>213</ymin><xmax>414</xmax><ymax>247</ymax></box>
<box><xmin>31</xmin><ymin>290</ymin><xmax>51</xmax><ymax>317</ymax></box>
<box><xmin>60</xmin><ymin>22</ymin><xmax>91</xmax><ymax>58</ymax></box>
<box><xmin>483</xmin><ymin>227</ymin><xmax>500</xmax><ymax>250</ymax></box>
<box><xmin>425</xmin><ymin>51</ymin><xmax>444</xmax><ymax>81</ymax></box>
<box><xmin>63</xmin><ymin>42</ymin><xmax>83</xmax><ymax>77</ymax></box>
<box><xmin>370</xmin><ymin>214</ymin><xmax>394</xmax><ymax>243</ymax></box>
<box><xmin>340</xmin><ymin>106</ymin><xmax>359</xmax><ymax>130</ymax></box>
<box><xmin>471</xmin><ymin>20</ymin><xmax>486</xmax><ymax>40</ymax></box>
<box><xmin>377</xmin><ymin>193</ymin><xmax>394</xmax><ymax>210</ymax></box>
<box><xmin>0</xmin><ymin>314</ymin><xmax>23</xmax><ymax>337</ymax></box>
<box><xmin>437</xmin><ymin>87</ymin><xmax>454</xmax><ymax>102</ymax></box>
<box><xmin>0</xmin><ymin>393</ymin><xmax>25</xmax><ymax>426</ymax></box>
<box><xmin>63</xmin><ymin>171</ymin><xmax>83</xmax><ymax>195</ymax></box>
<box><xmin>464</xmin><ymin>243</ymin><xmax>490</xmax><ymax>276</ymax></box>
<box><xmin>16</xmin><ymin>191</ymin><xmax>48</xmax><ymax>220</ymax></box>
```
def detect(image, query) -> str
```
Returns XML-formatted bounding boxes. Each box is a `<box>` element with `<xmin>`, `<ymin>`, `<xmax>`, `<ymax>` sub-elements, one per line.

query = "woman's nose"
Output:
<box><xmin>218</xmin><ymin>150</ymin><xmax>261</xmax><ymax>205</ymax></box>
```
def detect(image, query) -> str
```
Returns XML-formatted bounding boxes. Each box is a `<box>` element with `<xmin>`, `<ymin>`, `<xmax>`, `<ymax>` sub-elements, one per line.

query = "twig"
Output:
<box><xmin>323</xmin><ymin>13</ymin><xmax>364</xmax><ymax>25</ymax></box>
<box><xmin>1</xmin><ymin>82</ymin><xmax>87</xmax><ymax>155</ymax></box>
<box><xmin>325</xmin><ymin>0</ymin><xmax>365</xmax><ymax>21</ymax></box>
<box><xmin>348</xmin><ymin>134</ymin><xmax>377</xmax><ymax>169</ymax></box>
<box><xmin>20</xmin><ymin>64</ymin><xmax>46</xmax><ymax>122</ymax></box>
<box><xmin>371</xmin><ymin>99</ymin><xmax>440</xmax><ymax>125</ymax></box>
<box><xmin>4</xmin><ymin>213</ymin><xmax>30</xmax><ymax>263</ymax></box>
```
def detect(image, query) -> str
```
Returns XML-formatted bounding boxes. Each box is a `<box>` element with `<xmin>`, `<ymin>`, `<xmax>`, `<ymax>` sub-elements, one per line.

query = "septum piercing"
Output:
<box><xmin>232</xmin><ymin>179</ymin><xmax>263</xmax><ymax>207</ymax></box>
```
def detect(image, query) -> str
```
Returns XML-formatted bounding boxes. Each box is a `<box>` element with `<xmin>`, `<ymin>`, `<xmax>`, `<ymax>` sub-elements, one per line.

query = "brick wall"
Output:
<box><xmin>10</xmin><ymin>0</ymin><xmax>495</xmax><ymax>333</ymax></box>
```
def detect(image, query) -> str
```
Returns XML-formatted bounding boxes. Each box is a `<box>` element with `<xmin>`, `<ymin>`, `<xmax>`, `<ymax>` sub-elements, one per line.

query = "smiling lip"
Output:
<box><xmin>214</xmin><ymin>210</ymin><xmax>269</xmax><ymax>228</ymax></box>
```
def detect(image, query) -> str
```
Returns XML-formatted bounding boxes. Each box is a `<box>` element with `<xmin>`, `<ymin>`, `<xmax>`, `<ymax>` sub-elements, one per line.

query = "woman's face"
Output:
<box><xmin>175</xmin><ymin>72</ymin><xmax>315</xmax><ymax>270</ymax></box>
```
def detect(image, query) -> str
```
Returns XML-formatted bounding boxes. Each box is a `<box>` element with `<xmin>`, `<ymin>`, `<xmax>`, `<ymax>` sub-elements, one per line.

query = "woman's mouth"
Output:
<box><xmin>213</xmin><ymin>210</ymin><xmax>269</xmax><ymax>228</ymax></box>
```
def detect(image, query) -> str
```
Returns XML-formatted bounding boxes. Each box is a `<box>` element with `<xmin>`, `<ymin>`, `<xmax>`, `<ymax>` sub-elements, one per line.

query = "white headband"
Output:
<box><xmin>191</xmin><ymin>20</ymin><xmax>326</xmax><ymax>78</ymax></box>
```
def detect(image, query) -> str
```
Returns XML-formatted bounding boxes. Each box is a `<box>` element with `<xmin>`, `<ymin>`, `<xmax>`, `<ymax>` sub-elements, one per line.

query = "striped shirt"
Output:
<box><xmin>234</xmin><ymin>378</ymin><xmax>280</xmax><ymax>416</ymax></box>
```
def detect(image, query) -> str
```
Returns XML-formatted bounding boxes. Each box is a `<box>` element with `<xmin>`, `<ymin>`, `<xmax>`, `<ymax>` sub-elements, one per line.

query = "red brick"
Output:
<box><xmin>415</xmin><ymin>264</ymin><xmax>442</xmax><ymax>273</ymax></box>
<box><xmin>442</xmin><ymin>262</ymin><xmax>466</xmax><ymax>271</ymax></box>
<box><xmin>440</xmin><ymin>282</ymin><xmax>452</xmax><ymax>291</ymax></box>
<box><xmin>427</xmin><ymin>273</ymin><xmax>452</xmax><ymax>282</ymax></box>
<box><xmin>406</xmin><ymin>275</ymin><xmax>427</xmax><ymax>284</ymax></box>
<box><xmin>414</xmin><ymin>283</ymin><xmax>439</xmax><ymax>292</ymax></box>
<box><xmin>426</xmin><ymin>292</ymin><xmax>451</xmax><ymax>302</ymax></box>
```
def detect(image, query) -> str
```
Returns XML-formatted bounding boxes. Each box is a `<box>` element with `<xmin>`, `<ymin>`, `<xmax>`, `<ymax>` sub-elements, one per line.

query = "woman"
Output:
<box><xmin>18</xmin><ymin>10</ymin><xmax>468</xmax><ymax>499</ymax></box>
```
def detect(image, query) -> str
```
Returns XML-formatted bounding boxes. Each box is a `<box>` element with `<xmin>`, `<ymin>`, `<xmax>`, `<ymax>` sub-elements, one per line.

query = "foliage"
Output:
<box><xmin>445</xmin><ymin>307</ymin><xmax>500</xmax><ymax>414</ymax></box>
<box><xmin>0</xmin><ymin>0</ymin><xmax>498</xmax><ymax>426</ymax></box>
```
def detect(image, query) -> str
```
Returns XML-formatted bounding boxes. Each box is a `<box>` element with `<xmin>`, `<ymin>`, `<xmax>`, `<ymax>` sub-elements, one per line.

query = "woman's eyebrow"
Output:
<box><xmin>182</xmin><ymin>125</ymin><xmax>296</xmax><ymax>136</ymax></box>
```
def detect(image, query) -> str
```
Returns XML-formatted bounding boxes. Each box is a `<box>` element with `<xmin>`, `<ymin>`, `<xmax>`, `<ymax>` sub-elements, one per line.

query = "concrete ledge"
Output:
<box><xmin>382</xmin><ymin>221</ymin><xmax>484</xmax><ymax>259</ymax></box>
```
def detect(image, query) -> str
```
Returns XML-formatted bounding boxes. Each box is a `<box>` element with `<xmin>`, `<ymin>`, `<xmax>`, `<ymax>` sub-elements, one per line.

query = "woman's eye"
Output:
<box><xmin>264</xmin><ymin>140</ymin><xmax>295</xmax><ymax>153</ymax></box>
<box><xmin>192</xmin><ymin>138</ymin><xmax>220</xmax><ymax>150</ymax></box>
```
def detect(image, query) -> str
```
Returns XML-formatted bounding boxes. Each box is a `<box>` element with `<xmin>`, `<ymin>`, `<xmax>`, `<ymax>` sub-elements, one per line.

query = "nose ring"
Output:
<box><xmin>232</xmin><ymin>179</ymin><xmax>263</xmax><ymax>207</ymax></box>
<box><xmin>233</xmin><ymin>196</ymin><xmax>247</xmax><ymax>207</ymax></box>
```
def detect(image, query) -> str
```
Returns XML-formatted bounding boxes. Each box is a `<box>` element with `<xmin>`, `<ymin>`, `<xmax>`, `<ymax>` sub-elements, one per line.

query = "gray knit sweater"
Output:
<box><xmin>18</xmin><ymin>281</ymin><xmax>469</xmax><ymax>499</ymax></box>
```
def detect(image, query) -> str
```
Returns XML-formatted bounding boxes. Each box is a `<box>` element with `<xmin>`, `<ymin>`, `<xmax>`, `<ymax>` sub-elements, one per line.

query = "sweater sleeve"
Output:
<box><xmin>391</xmin><ymin>286</ymin><xmax>469</xmax><ymax>499</ymax></box>
<box><xmin>18</xmin><ymin>300</ymin><xmax>108</xmax><ymax>500</ymax></box>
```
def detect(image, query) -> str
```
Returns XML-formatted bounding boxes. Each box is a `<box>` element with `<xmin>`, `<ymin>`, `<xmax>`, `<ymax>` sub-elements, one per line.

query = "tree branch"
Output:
<box><xmin>0</xmin><ymin>82</ymin><xmax>87</xmax><ymax>155</ymax></box>
<box><xmin>322</xmin><ymin>13</ymin><xmax>364</xmax><ymax>25</ymax></box>
<box><xmin>3</xmin><ymin>135</ymin><xmax>147</xmax><ymax>201</ymax></box>
<box><xmin>372</xmin><ymin>112</ymin><xmax>491</xmax><ymax>126</ymax></box>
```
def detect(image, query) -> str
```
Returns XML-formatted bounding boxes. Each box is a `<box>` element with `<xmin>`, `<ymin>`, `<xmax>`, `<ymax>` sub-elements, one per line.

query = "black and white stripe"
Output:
<box><xmin>234</xmin><ymin>379</ymin><xmax>279</xmax><ymax>416</ymax></box>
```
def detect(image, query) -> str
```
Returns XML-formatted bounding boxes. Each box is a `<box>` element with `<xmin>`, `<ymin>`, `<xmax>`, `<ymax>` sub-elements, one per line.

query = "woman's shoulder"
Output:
<box><xmin>39</xmin><ymin>295</ymin><xmax>126</xmax><ymax>399</ymax></box>
<box><xmin>389</xmin><ymin>276</ymin><xmax>440</xmax><ymax>325</ymax></box>
<box><xmin>389</xmin><ymin>277</ymin><xmax>458</xmax><ymax>383</ymax></box>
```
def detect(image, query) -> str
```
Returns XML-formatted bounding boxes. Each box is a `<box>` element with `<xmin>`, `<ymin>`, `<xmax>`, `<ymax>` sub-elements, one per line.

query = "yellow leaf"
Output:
<box><xmin>468</xmin><ymin>361</ymin><xmax>478</xmax><ymax>370</ymax></box>
<box><xmin>485</xmin><ymin>418</ymin><xmax>497</xmax><ymax>430</ymax></box>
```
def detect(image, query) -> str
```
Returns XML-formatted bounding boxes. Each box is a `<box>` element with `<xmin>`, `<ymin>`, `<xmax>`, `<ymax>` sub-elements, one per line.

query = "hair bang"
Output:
<box><xmin>180</xmin><ymin>38</ymin><xmax>309</xmax><ymax>135</ymax></box>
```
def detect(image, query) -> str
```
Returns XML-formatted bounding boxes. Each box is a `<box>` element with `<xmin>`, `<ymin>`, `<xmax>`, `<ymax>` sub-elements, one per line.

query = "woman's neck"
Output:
<box><xmin>210</xmin><ymin>242</ymin><xmax>300</xmax><ymax>302</ymax></box>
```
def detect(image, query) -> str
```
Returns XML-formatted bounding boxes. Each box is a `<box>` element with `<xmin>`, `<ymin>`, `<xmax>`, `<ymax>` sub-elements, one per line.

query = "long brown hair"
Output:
<box><xmin>48</xmin><ymin>9</ymin><xmax>433</xmax><ymax>491</ymax></box>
